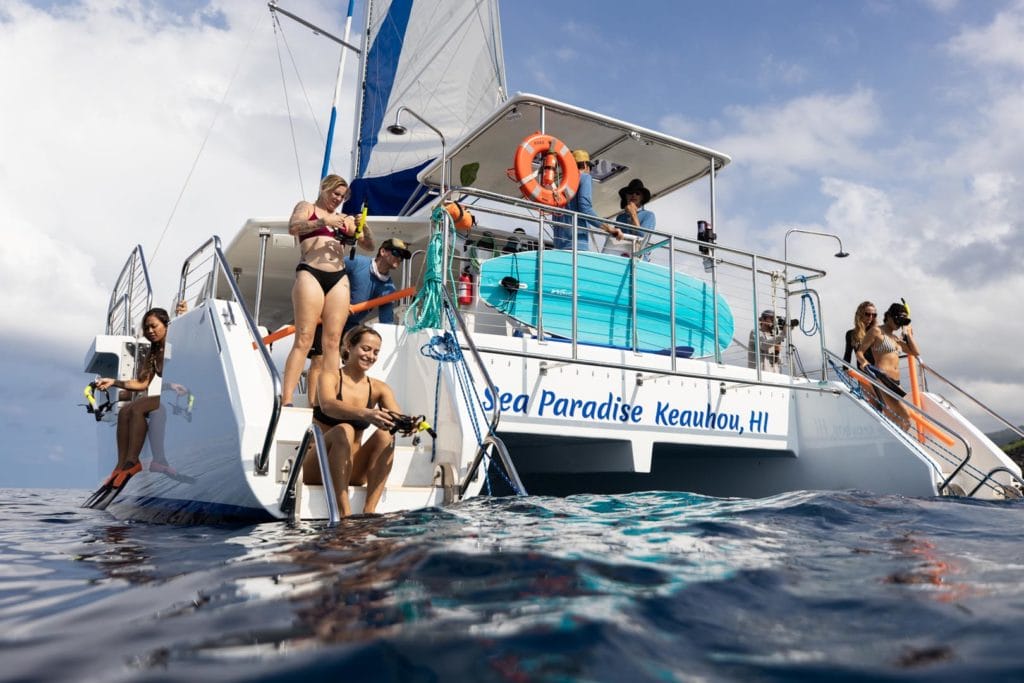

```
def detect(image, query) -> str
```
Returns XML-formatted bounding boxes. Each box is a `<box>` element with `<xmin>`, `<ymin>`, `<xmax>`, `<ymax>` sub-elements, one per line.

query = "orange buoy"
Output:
<box><xmin>512</xmin><ymin>132</ymin><xmax>580</xmax><ymax>208</ymax></box>
<box><xmin>444</xmin><ymin>202</ymin><xmax>475</xmax><ymax>233</ymax></box>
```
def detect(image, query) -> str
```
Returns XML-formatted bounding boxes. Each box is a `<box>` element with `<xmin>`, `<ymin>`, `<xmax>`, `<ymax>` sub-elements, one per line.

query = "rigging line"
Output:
<box><xmin>150</xmin><ymin>5</ymin><xmax>264</xmax><ymax>266</ymax></box>
<box><xmin>272</xmin><ymin>12</ymin><xmax>305</xmax><ymax>200</ymax></box>
<box><xmin>274</xmin><ymin>12</ymin><xmax>327</xmax><ymax>155</ymax></box>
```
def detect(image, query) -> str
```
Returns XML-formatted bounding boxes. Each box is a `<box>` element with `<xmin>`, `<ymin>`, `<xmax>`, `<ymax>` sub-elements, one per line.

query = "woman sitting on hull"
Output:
<box><xmin>93</xmin><ymin>307</ymin><xmax>176</xmax><ymax>488</ymax></box>
<box><xmin>303</xmin><ymin>325</ymin><xmax>403</xmax><ymax>516</ymax></box>
<box><xmin>855</xmin><ymin>301</ymin><xmax>920</xmax><ymax>430</ymax></box>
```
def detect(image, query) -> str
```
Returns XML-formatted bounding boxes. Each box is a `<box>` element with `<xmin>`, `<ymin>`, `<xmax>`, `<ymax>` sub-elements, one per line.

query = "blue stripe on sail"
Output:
<box><xmin>342</xmin><ymin>160</ymin><xmax>431</xmax><ymax>216</ymax></box>
<box><xmin>357</xmin><ymin>0</ymin><xmax>414</xmax><ymax>179</ymax></box>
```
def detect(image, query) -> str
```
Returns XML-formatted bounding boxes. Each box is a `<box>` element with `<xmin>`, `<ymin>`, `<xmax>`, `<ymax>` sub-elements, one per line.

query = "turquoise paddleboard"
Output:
<box><xmin>478</xmin><ymin>251</ymin><xmax>733</xmax><ymax>357</ymax></box>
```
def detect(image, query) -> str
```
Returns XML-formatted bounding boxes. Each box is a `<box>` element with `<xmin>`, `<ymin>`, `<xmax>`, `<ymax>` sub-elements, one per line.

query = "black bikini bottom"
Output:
<box><xmin>296</xmin><ymin>263</ymin><xmax>347</xmax><ymax>295</ymax></box>
<box><xmin>867</xmin><ymin>365</ymin><xmax>907</xmax><ymax>398</ymax></box>
<box><xmin>312</xmin><ymin>405</ymin><xmax>369</xmax><ymax>431</ymax></box>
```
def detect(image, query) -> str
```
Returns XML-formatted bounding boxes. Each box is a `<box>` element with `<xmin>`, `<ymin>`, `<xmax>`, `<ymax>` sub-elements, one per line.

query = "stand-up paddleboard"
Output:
<box><xmin>478</xmin><ymin>251</ymin><xmax>733</xmax><ymax>357</ymax></box>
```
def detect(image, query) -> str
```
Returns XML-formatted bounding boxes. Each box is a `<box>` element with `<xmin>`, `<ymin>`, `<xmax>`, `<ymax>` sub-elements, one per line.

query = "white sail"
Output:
<box><xmin>348</xmin><ymin>0</ymin><xmax>506</xmax><ymax>213</ymax></box>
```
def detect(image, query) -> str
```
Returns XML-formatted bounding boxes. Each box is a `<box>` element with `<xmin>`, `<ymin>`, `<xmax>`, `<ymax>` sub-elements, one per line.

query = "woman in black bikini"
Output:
<box><xmin>282</xmin><ymin>175</ymin><xmax>373</xmax><ymax>407</ymax></box>
<box><xmin>855</xmin><ymin>302</ymin><xmax>920</xmax><ymax>430</ymax></box>
<box><xmin>304</xmin><ymin>325</ymin><xmax>402</xmax><ymax>516</ymax></box>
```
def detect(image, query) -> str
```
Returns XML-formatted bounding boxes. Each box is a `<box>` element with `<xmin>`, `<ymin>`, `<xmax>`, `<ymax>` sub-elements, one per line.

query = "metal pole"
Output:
<box><xmin>668</xmin><ymin>235</ymin><xmax>677</xmax><ymax>371</ymax></box>
<box><xmin>709</xmin><ymin>157</ymin><xmax>721</xmax><ymax>363</ymax></box>
<box><xmin>751</xmin><ymin>254</ymin><xmax>761</xmax><ymax>382</ymax></box>
<box><xmin>253</xmin><ymin>227</ymin><xmax>272</xmax><ymax>325</ymax></box>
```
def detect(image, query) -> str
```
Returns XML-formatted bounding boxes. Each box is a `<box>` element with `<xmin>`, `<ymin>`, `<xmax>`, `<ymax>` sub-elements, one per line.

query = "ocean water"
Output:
<box><xmin>3</xmin><ymin>488</ymin><xmax>1024</xmax><ymax>682</ymax></box>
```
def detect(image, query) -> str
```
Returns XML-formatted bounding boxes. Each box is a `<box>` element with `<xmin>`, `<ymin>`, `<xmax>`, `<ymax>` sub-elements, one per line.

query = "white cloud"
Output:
<box><xmin>710</xmin><ymin>89</ymin><xmax>881</xmax><ymax>186</ymax></box>
<box><xmin>948</xmin><ymin>2</ymin><xmax>1024</xmax><ymax>70</ymax></box>
<box><xmin>0</xmin><ymin>0</ymin><xmax>354</xmax><ymax>343</ymax></box>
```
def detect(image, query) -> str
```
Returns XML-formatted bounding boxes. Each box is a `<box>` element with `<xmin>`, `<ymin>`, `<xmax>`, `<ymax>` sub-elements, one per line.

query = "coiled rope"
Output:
<box><xmin>797</xmin><ymin>275</ymin><xmax>820</xmax><ymax>336</ymax></box>
<box><xmin>405</xmin><ymin>206</ymin><xmax>450</xmax><ymax>331</ymax></box>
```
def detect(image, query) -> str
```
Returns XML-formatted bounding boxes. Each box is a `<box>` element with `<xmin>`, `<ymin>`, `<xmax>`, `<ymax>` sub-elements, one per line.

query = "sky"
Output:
<box><xmin>1</xmin><ymin>0</ymin><xmax>1022</xmax><ymax>488</ymax></box>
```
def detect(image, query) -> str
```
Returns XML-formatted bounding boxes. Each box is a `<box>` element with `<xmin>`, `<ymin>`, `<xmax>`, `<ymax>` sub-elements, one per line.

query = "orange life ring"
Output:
<box><xmin>512</xmin><ymin>132</ymin><xmax>580</xmax><ymax>208</ymax></box>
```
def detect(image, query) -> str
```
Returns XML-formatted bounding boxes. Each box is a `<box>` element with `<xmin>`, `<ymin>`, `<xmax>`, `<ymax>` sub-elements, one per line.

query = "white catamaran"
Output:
<box><xmin>81</xmin><ymin>0</ymin><xmax>1023</xmax><ymax>523</ymax></box>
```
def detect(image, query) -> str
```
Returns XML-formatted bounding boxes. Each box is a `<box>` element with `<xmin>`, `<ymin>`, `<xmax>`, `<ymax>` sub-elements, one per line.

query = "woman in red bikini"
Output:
<box><xmin>282</xmin><ymin>175</ymin><xmax>373</xmax><ymax>406</ymax></box>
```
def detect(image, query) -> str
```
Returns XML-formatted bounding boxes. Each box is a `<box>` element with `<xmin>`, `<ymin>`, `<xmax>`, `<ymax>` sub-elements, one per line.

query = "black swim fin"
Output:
<box><xmin>82</xmin><ymin>463</ymin><xmax>142</xmax><ymax>510</ymax></box>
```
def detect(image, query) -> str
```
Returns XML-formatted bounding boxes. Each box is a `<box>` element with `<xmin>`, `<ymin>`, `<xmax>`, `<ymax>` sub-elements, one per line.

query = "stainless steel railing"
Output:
<box><xmin>105</xmin><ymin>244</ymin><xmax>153</xmax><ymax>336</ymax></box>
<box><xmin>176</xmin><ymin>236</ymin><xmax>283</xmax><ymax>475</ymax></box>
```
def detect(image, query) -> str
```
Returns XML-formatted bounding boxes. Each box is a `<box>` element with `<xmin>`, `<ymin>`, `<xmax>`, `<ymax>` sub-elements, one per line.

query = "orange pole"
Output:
<box><xmin>907</xmin><ymin>355</ymin><xmax>924</xmax><ymax>443</ymax></box>
<box><xmin>254</xmin><ymin>286</ymin><xmax>418</xmax><ymax>348</ymax></box>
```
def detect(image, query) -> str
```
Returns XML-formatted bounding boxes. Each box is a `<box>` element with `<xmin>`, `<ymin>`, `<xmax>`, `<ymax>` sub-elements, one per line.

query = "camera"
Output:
<box><xmin>893</xmin><ymin>312</ymin><xmax>911</xmax><ymax>326</ymax></box>
<box><xmin>697</xmin><ymin>220</ymin><xmax>716</xmax><ymax>255</ymax></box>
<box><xmin>776</xmin><ymin>316</ymin><xmax>799</xmax><ymax>330</ymax></box>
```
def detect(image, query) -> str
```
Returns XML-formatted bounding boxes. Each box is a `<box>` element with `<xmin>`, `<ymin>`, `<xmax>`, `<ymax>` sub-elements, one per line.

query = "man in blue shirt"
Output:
<box><xmin>344</xmin><ymin>237</ymin><xmax>411</xmax><ymax>329</ymax></box>
<box><xmin>552</xmin><ymin>149</ymin><xmax>622</xmax><ymax>250</ymax></box>
<box><xmin>306</xmin><ymin>237</ymin><xmax>412</xmax><ymax>404</ymax></box>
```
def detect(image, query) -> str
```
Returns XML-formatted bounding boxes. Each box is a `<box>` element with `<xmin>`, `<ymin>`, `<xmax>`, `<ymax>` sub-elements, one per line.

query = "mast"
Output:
<box><xmin>320</xmin><ymin>0</ymin><xmax>358</xmax><ymax>179</ymax></box>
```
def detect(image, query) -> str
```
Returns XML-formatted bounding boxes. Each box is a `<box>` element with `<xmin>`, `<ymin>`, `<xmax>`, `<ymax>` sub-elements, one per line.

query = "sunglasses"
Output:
<box><xmin>862</xmin><ymin>312</ymin><xmax>877</xmax><ymax>318</ymax></box>
<box><xmin>387</xmin><ymin>247</ymin><xmax>408</xmax><ymax>258</ymax></box>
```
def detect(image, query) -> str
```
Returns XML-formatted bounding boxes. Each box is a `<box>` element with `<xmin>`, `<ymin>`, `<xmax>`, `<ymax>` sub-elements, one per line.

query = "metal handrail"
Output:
<box><xmin>105</xmin><ymin>244</ymin><xmax>153</xmax><ymax>336</ymax></box>
<box><xmin>967</xmin><ymin>466</ymin><xmax>1024</xmax><ymax>498</ymax></box>
<box><xmin>278</xmin><ymin>422</ymin><xmax>340</xmax><ymax>525</ymax></box>
<box><xmin>176</xmin><ymin>236</ymin><xmax>283</xmax><ymax>476</ymax></box>
<box><xmin>430</xmin><ymin>211</ymin><xmax>526</xmax><ymax>498</ymax></box>
<box><xmin>918</xmin><ymin>361</ymin><xmax>1024</xmax><ymax>442</ymax></box>
<box><xmin>459</xmin><ymin>432</ymin><xmax>526</xmax><ymax>499</ymax></box>
<box><xmin>824</xmin><ymin>350</ymin><xmax>988</xmax><ymax>495</ymax></box>
<box><xmin>447</xmin><ymin>186</ymin><xmax>823</xmax><ymax>378</ymax></box>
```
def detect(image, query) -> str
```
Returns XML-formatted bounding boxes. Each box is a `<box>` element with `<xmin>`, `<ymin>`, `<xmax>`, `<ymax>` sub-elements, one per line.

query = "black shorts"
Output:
<box><xmin>307</xmin><ymin>324</ymin><xmax>323</xmax><ymax>359</ymax></box>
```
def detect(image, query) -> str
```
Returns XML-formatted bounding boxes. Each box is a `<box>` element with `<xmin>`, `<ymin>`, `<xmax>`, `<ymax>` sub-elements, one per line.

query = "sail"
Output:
<box><xmin>345</xmin><ymin>0</ymin><xmax>506</xmax><ymax>215</ymax></box>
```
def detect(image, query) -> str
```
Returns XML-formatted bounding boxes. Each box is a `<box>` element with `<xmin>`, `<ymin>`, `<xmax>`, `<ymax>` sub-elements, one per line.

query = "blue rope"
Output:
<box><xmin>416</xmin><ymin>303</ymin><xmax>523</xmax><ymax>495</ymax></box>
<box><xmin>827</xmin><ymin>357</ymin><xmax>865</xmax><ymax>400</ymax></box>
<box><xmin>797</xmin><ymin>275</ymin><xmax>820</xmax><ymax>336</ymax></box>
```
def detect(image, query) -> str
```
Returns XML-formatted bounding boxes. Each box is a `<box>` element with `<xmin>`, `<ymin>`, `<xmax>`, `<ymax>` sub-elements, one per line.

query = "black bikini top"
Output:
<box><xmin>312</xmin><ymin>375</ymin><xmax>373</xmax><ymax>430</ymax></box>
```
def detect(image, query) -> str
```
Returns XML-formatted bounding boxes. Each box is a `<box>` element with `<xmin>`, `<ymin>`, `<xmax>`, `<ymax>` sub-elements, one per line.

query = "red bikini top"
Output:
<box><xmin>299</xmin><ymin>209</ymin><xmax>336</xmax><ymax>242</ymax></box>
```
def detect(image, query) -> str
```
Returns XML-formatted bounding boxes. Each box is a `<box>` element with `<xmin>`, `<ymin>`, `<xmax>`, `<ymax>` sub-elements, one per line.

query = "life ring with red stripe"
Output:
<box><xmin>511</xmin><ymin>132</ymin><xmax>580</xmax><ymax>208</ymax></box>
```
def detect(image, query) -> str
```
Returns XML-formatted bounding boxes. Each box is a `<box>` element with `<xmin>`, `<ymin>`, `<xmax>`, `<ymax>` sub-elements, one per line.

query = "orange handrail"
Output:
<box><xmin>255</xmin><ymin>286</ymin><xmax>418</xmax><ymax>348</ymax></box>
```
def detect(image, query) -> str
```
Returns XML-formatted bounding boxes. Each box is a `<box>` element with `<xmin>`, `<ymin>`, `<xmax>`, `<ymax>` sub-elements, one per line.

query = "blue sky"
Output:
<box><xmin>1</xmin><ymin>0</ymin><xmax>1022</xmax><ymax>488</ymax></box>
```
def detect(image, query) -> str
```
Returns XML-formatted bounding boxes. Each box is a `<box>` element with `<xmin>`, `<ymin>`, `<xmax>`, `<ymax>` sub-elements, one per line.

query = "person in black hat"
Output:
<box><xmin>615</xmin><ymin>178</ymin><xmax>656</xmax><ymax>243</ymax></box>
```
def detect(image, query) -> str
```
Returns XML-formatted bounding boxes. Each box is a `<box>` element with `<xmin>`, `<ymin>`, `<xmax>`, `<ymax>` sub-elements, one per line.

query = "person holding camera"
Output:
<box><xmin>855</xmin><ymin>301</ymin><xmax>920</xmax><ymax>430</ymax></box>
<box><xmin>748</xmin><ymin>309</ymin><xmax>787</xmax><ymax>372</ymax></box>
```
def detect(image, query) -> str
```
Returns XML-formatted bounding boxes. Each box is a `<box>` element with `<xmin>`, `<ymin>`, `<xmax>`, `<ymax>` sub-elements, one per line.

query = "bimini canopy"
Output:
<box><xmin>417</xmin><ymin>93</ymin><xmax>732</xmax><ymax>218</ymax></box>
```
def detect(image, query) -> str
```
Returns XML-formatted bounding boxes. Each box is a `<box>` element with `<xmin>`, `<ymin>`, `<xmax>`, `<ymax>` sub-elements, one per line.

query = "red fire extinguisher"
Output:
<box><xmin>457</xmin><ymin>268</ymin><xmax>474</xmax><ymax>306</ymax></box>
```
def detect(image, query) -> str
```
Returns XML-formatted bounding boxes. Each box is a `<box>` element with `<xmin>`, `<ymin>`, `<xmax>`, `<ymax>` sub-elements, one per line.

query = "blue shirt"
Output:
<box><xmin>553</xmin><ymin>173</ymin><xmax>601</xmax><ymax>251</ymax></box>
<box><xmin>615</xmin><ymin>207</ymin><xmax>656</xmax><ymax>236</ymax></box>
<box><xmin>344</xmin><ymin>254</ymin><xmax>396</xmax><ymax>330</ymax></box>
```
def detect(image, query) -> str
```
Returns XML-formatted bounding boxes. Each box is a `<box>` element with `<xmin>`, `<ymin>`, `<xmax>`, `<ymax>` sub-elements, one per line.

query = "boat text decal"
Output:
<box><xmin>482</xmin><ymin>388</ymin><xmax>773</xmax><ymax>435</ymax></box>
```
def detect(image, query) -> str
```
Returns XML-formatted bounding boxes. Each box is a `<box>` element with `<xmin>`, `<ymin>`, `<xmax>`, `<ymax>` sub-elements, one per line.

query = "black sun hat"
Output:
<box><xmin>618</xmin><ymin>178</ymin><xmax>651</xmax><ymax>208</ymax></box>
